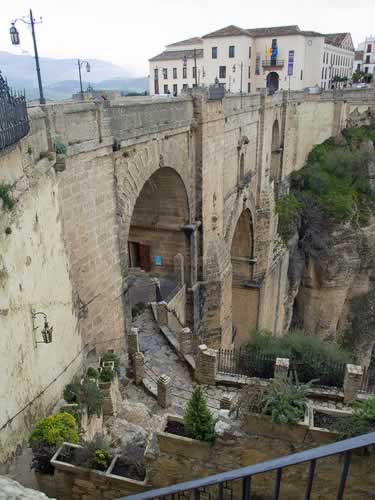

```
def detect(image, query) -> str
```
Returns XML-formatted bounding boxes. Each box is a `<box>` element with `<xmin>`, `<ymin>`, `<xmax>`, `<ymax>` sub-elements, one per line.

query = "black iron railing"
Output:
<box><xmin>0</xmin><ymin>72</ymin><xmax>29</xmax><ymax>151</ymax></box>
<box><xmin>217</xmin><ymin>347</ymin><xmax>347</xmax><ymax>388</ymax></box>
<box><xmin>120</xmin><ymin>432</ymin><xmax>375</xmax><ymax>499</ymax></box>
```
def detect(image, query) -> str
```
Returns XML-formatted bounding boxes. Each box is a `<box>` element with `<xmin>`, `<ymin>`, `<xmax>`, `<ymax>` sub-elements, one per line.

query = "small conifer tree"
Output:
<box><xmin>184</xmin><ymin>385</ymin><xmax>217</xmax><ymax>443</ymax></box>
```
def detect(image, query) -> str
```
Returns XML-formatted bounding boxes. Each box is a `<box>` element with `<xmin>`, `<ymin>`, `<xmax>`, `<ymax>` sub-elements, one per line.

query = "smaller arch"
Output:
<box><xmin>267</xmin><ymin>72</ymin><xmax>279</xmax><ymax>95</ymax></box>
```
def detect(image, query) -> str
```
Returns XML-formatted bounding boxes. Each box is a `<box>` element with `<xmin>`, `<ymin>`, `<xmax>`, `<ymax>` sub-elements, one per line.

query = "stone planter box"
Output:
<box><xmin>49</xmin><ymin>443</ymin><xmax>148</xmax><ymax>499</ymax></box>
<box><xmin>244</xmin><ymin>411</ymin><xmax>310</xmax><ymax>443</ymax></box>
<box><xmin>156</xmin><ymin>415</ymin><xmax>211</xmax><ymax>461</ymax></box>
<box><xmin>308</xmin><ymin>405</ymin><xmax>352</xmax><ymax>444</ymax></box>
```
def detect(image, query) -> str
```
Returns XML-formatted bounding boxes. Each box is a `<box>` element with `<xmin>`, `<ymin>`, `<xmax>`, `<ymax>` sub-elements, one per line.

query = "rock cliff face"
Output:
<box><xmin>284</xmin><ymin>138</ymin><xmax>375</xmax><ymax>367</ymax></box>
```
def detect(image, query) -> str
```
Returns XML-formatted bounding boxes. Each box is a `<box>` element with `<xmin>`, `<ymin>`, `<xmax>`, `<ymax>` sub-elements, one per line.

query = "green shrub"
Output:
<box><xmin>79</xmin><ymin>380</ymin><xmax>104</xmax><ymax>417</ymax></box>
<box><xmin>0</xmin><ymin>183</ymin><xmax>15</xmax><ymax>210</ymax></box>
<box><xmin>184</xmin><ymin>385</ymin><xmax>217</xmax><ymax>443</ymax></box>
<box><xmin>63</xmin><ymin>382</ymin><xmax>81</xmax><ymax>404</ymax></box>
<box><xmin>29</xmin><ymin>412</ymin><xmax>79</xmax><ymax>449</ymax></box>
<box><xmin>101</xmin><ymin>351</ymin><xmax>120</xmax><ymax>369</ymax></box>
<box><xmin>263</xmin><ymin>376</ymin><xmax>310</xmax><ymax>425</ymax></box>
<box><xmin>246</xmin><ymin>329</ymin><xmax>352</xmax><ymax>387</ymax></box>
<box><xmin>86</xmin><ymin>367</ymin><xmax>99</xmax><ymax>380</ymax></box>
<box><xmin>60</xmin><ymin>405</ymin><xmax>82</xmax><ymax>429</ymax></box>
<box><xmin>53</xmin><ymin>137</ymin><xmax>67</xmax><ymax>155</ymax></box>
<box><xmin>275</xmin><ymin>194</ymin><xmax>302</xmax><ymax>244</ymax></box>
<box><xmin>334</xmin><ymin>397</ymin><xmax>375</xmax><ymax>440</ymax></box>
<box><xmin>99</xmin><ymin>367</ymin><xmax>115</xmax><ymax>383</ymax></box>
<box><xmin>342</xmin><ymin>125</ymin><xmax>375</xmax><ymax>148</ymax></box>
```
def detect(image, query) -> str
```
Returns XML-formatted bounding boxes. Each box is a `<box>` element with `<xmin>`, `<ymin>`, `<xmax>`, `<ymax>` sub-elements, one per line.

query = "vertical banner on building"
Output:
<box><xmin>255</xmin><ymin>54</ymin><xmax>261</xmax><ymax>75</ymax></box>
<box><xmin>288</xmin><ymin>50</ymin><xmax>295</xmax><ymax>76</ymax></box>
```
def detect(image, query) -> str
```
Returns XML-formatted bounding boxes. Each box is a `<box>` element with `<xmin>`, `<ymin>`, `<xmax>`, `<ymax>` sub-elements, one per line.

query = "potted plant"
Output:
<box><xmin>53</xmin><ymin>137</ymin><xmax>67</xmax><ymax>172</ymax></box>
<box><xmin>99</xmin><ymin>367</ymin><xmax>115</xmax><ymax>387</ymax></box>
<box><xmin>101</xmin><ymin>351</ymin><xmax>120</xmax><ymax>376</ymax></box>
<box><xmin>157</xmin><ymin>386</ymin><xmax>217</xmax><ymax>460</ymax></box>
<box><xmin>86</xmin><ymin>367</ymin><xmax>99</xmax><ymax>384</ymax></box>
<box><xmin>52</xmin><ymin>435</ymin><xmax>112</xmax><ymax>472</ymax></box>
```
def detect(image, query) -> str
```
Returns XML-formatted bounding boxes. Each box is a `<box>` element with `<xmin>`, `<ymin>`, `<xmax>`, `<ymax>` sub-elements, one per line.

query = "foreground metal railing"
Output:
<box><xmin>0</xmin><ymin>72</ymin><xmax>29</xmax><ymax>151</ymax></box>
<box><xmin>120</xmin><ymin>432</ymin><xmax>375</xmax><ymax>499</ymax></box>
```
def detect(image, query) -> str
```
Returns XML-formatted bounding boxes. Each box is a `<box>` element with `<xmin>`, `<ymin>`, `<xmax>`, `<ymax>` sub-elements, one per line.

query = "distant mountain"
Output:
<box><xmin>0</xmin><ymin>51</ymin><xmax>148</xmax><ymax>101</ymax></box>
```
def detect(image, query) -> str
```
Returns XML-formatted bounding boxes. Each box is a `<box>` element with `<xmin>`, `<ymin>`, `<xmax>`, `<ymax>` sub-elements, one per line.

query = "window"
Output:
<box><xmin>212</xmin><ymin>47</ymin><xmax>218</xmax><ymax>59</ymax></box>
<box><xmin>219</xmin><ymin>66</ymin><xmax>226</xmax><ymax>78</ymax></box>
<box><xmin>162</xmin><ymin>68</ymin><xmax>168</xmax><ymax>79</ymax></box>
<box><xmin>300</xmin><ymin>69</ymin><xmax>303</xmax><ymax>80</ymax></box>
<box><xmin>192</xmin><ymin>66</ymin><xmax>196</xmax><ymax>79</ymax></box>
<box><xmin>321</xmin><ymin>67</ymin><xmax>324</xmax><ymax>79</ymax></box>
<box><xmin>182</xmin><ymin>84</ymin><xmax>188</xmax><ymax>90</ymax></box>
<box><xmin>248</xmin><ymin>82</ymin><xmax>251</xmax><ymax>93</ymax></box>
<box><xmin>365</xmin><ymin>67</ymin><xmax>369</xmax><ymax>74</ymax></box>
<box><xmin>356</xmin><ymin>63</ymin><xmax>361</xmax><ymax>72</ymax></box>
<box><xmin>366</xmin><ymin>55</ymin><xmax>370</xmax><ymax>64</ymax></box>
<box><xmin>193</xmin><ymin>83</ymin><xmax>197</xmax><ymax>88</ymax></box>
<box><xmin>173</xmin><ymin>67</ymin><xmax>177</xmax><ymax>79</ymax></box>
<box><xmin>325</xmin><ymin>67</ymin><xmax>327</xmax><ymax>79</ymax></box>
<box><xmin>255</xmin><ymin>54</ymin><xmax>261</xmax><ymax>75</ymax></box>
<box><xmin>173</xmin><ymin>84</ymin><xmax>178</xmax><ymax>96</ymax></box>
<box><xmin>367</xmin><ymin>44</ymin><xmax>372</xmax><ymax>53</ymax></box>
<box><xmin>182</xmin><ymin>66</ymin><xmax>187</xmax><ymax>79</ymax></box>
<box><xmin>249</xmin><ymin>47</ymin><xmax>252</xmax><ymax>59</ymax></box>
<box><xmin>248</xmin><ymin>66</ymin><xmax>251</xmax><ymax>78</ymax></box>
<box><xmin>163</xmin><ymin>84</ymin><xmax>169</xmax><ymax>94</ymax></box>
<box><xmin>219</xmin><ymin>82</ymin><xmax>226</xmax><ymax>88</ymax></box>
<box><xmin>154</xmin><ymin>68</ymin><xmax>158</xmax><ymax>80</ymax></box>
<box><xmin>229</xmin><ymin>45</ymin><xmax>235</xmax><ymax>58</ymax></box>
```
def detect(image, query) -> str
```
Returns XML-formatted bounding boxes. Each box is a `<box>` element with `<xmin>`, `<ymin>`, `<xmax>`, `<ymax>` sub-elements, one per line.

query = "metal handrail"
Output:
<box><xmin>120</xmin><ymin>432</ymin><xmax>375</xmax><ymax>499</ymax></box>
<box><xmin>0</xmin><ymin>72</ymin><xmax>29</xmax><ymax>151</ymax></box>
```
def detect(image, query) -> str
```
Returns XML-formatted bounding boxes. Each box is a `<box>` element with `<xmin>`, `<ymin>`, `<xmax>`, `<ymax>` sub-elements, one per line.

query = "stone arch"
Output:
<box><xmin>229</xmin><ymin>208</ymin><xmax>259</xmax><ymax>348</ymax></box>
<box><xmin>115</xmin><ymin>140</ymin><xmax>192</xmax><ymax>275</ymax></box>
<box><xmin>270</xmin><ymin>119</ymin><xmax>282</xmax><ymax>192</ymax></box>
<box><xmin>267</xmin><ymin>72</ymin><xmax>279</xmax><ymax>94</ymax></box>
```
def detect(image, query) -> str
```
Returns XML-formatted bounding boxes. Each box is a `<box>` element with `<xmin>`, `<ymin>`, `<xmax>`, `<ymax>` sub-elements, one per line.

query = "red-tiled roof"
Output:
<box><xmin>149</xmin><ymin>49</ymin><xmax>204</xmax><ymax>62</ymax></box>
<box><xmin>167</xmin><ymin>37</ymin><xmax>203</xmax><ymax>47</ymax></box>
<box><xmin>324</xmin><ymin>33</ymin><xmax>352</xmax><ymax>48</ymax></box>
<box><xmin>202</xmin><ymin>25</ymin><xmax>251</xmax><ymax>39</ymax></box>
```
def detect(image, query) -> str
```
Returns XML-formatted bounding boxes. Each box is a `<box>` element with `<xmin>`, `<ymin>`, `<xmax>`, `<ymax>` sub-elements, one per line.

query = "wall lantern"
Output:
<box><xmin>9</xmin><ymin>23</ymin><xmax>20</xmax><ymax>45</ymax></box>
<box><xmin>32</xmin><ymin>311</ymin><xmax>53</xmax><ymax>344</ymax></box>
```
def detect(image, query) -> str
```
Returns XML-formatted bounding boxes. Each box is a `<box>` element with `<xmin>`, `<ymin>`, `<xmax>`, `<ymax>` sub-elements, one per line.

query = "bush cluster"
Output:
<box><xmin>245</xmin><ymin>329</ymin><xmax>352</xmax><ymax>387</ymax></box>
<box><xmin>334</xmin><ymin>397</ymin><xmax>375</xmax><ymax>440</ymax></box>
<box><xmin>276</xmin><ymin>127</ymin><xmax>375</xmax><ymax>244</ymax></box>
<box><xmin>63</xmin><ymin>379</ymin><xmax>104</xmax><ymax>418</ymax></box>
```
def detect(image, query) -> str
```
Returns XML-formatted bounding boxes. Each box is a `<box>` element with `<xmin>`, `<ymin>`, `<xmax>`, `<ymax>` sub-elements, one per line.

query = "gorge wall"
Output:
<box><xmin>1</xmin><ymin>87</ymin><xmax>375</xmax><ymax>463</ymax></box>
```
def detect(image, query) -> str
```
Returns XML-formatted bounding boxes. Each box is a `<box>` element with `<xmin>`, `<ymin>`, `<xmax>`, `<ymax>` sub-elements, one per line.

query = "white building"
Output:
<box><xmin>353</xmin><ymin>37</ymin><xmax>375</xmax><ymax>79</ymax></box>
<box><xmin>149</xmin><ymin>25</ymin><xmax>354</xmax><ymax>95</ymax></box>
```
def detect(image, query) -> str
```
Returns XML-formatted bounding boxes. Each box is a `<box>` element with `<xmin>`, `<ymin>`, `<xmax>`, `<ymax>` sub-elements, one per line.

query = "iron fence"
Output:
<box><xmin>217</xmin><ymin>348</ymin><xmax>275</xmax><ymax>379</ymax></box>
<box><xmin>120</xmin><ymin>432</ymin><xmax>375</xmax><ymax>500</ymax></box>
<box><xmin>217</xmin><ymin>347</ymin><xmax>347</xmax><ymax>388</ymax></box>
<box><xmin>0</xmin><ymin>72</ymin><xmax>29</xmax><ymax>151</ymax></box>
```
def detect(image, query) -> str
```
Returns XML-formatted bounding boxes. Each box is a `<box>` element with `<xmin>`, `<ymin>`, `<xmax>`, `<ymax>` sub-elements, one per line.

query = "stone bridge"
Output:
<box><xmin>1</xmin><ymin>87</ymin><xmax>375</xmax><ymax>462</ymax></box>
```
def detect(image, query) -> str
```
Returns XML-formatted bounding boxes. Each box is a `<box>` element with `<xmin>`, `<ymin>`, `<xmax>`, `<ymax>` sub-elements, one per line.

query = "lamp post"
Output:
<box><xmin>77</xmin><ymin>59</ymin><xmax>91</xmax><ymax>99</ymax></box>
<box><xmin>232</xmin><ymin>62</ymin><xmax>244</xmax><ymax>107</ymax></box>
<box><xmin>10</xmin><ymin>9</ymin><xmax>45</xmax><ymax>105</ymax></box>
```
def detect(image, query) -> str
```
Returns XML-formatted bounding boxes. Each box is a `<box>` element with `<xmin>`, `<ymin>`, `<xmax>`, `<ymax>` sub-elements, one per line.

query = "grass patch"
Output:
<box><xmin>0</xmin><ymin>183</ymin><xmax>15</xmax><ymax>210</ymax></box>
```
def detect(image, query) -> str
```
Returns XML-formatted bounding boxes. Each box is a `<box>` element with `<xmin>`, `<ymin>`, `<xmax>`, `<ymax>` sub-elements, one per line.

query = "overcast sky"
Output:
<box><xmin>1</xmin><ymin>0</ymin><xmax>374</xmax><ymax>76</ymax></box>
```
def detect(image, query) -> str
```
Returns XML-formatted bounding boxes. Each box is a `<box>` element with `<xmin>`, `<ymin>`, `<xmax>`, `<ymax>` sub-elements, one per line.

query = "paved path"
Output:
<box><xmin>133</xmin><ymin>308</ymin><xmax>238</xmax><ymax>415</ymax></box>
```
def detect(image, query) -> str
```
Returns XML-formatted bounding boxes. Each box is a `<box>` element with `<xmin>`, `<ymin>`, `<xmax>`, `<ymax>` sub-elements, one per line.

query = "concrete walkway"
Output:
<box><xmin>133</xmin><ymin>308</ymin><xmax>238</xmax><ymax>415</ymax></box>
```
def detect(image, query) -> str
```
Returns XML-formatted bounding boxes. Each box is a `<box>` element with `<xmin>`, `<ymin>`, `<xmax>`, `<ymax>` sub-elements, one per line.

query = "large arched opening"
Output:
<box><xmin>127</xmin><ymin>167</ymin><xmax>190</xmax><ymax>310</ymax></box>
<box><xmin>230</xmin><ymin>209</ymin><xmax>258</xmax><ymax>347</ymax></box>
<box><xmin>270</xmin><ymin>119</ymin><xmax>282</xmax><ymax>195</ymax></box>
<box><xmin>266</xmin><ymin>72</ymin><xmax>279</xmax><ymax>95</ymax></box>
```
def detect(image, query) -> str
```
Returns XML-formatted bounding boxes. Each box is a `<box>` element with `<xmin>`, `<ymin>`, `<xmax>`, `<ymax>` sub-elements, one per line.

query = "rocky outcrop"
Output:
<box><xmin>0</xmin><ymin>476</ymin><xmax>53</xmax><ymax>499</ymax></box>
<box><xmin>284</xmin><ymin>137</ymin><xmax>375</xmax><ymax>367</ymax></box>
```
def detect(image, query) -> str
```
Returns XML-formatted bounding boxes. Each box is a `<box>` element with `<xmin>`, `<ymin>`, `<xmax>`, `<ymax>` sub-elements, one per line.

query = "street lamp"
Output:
<box><xmin>9</xmin><ymin>9</ymin><xmax>45</xmax><ymax>105</ymax></box>
<box><xmin>77</xmin><ymin>59</ymin><xmax>91</xmax><ymax>99</ymax></box>
<box><xmin>232</xmin><ymin>62</ymin><xmax>244</xmax><ymax>107</ymax></box>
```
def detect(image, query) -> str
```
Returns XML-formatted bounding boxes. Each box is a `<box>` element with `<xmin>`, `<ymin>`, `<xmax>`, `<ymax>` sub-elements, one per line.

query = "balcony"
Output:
<box><xmin>262</xmin><ymin>59</ymin><xmax>284</xmax><ymax>69</ymax></box>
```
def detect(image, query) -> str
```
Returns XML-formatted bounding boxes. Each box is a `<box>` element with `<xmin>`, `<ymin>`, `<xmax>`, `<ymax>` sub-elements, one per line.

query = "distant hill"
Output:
<box><xmin>0</xmin><ymin>51</ymin><xmax>148</xmax><ymax>101</ymax></box>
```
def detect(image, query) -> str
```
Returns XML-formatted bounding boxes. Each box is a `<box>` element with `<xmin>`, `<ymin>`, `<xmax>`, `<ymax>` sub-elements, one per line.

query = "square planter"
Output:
<box><xmin>244</xmin><ymin>411</ymin><xmax>310</xmax><ymax>442</ymax></box>
<box><xmin>106</xmin><ymin>455</ymin><xmax>148</xmax><ymax>494</ymax></box>
<box><xmin>308</xmin><ymin>405</ymin><xmax>352</xmax><ymax>443</ymax></box>
<box><xmin>156</xmin><ymin>415</ymin><xmax>211</xmax><ymax>461</ymax></box>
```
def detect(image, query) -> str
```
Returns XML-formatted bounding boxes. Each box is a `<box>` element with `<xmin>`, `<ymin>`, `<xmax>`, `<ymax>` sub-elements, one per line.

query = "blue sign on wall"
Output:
<box><xmin>288</xmin><ymin>50</ymin><xmax>295</xmax><ymax>76</ymax></box>
<box><xmin>154</xmin><ymin>255</ymin><xmax>163</xmax><ymax>266</ymax></box>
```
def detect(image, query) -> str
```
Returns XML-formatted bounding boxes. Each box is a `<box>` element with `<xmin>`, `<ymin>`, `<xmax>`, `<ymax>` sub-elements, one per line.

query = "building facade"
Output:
<box><xmin>149</xmin><ymin>25</ymin><xmax>354</xmax><ymax>95</ymax></box>
<box><xmin>353</xmin><ymin>37</ymin><xmax>375</xmax><ymax>78</ymax></box>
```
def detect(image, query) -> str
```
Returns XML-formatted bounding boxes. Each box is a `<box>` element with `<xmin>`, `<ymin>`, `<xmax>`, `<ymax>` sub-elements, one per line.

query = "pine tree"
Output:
<box><xmin>184</xmin><ymin>385</ymin><xmax>217</xmax><ymax>443</ymax></box>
